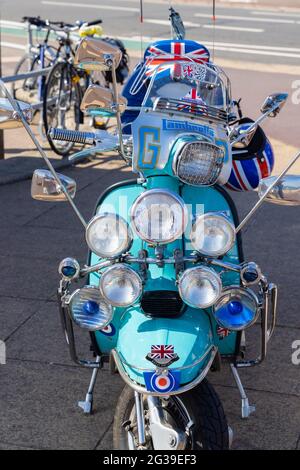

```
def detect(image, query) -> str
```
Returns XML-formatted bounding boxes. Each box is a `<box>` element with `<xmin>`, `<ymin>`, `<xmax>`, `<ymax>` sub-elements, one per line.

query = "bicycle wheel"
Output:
<box><xmin>12</xmin><ymin>53</ymin><xmax>40</xmax><ymax>102</ymax></box>
<box><xmin>43</xmin><ymin>62</ymin><xmax>83</xmax><ymax>156</ymax></box>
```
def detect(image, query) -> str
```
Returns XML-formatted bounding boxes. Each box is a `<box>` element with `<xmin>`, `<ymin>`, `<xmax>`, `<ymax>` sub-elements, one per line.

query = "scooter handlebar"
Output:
<box><xmin>49</xmin><ymin>128</ymin><xmax>95</xmax><ymax>145</ymax></box>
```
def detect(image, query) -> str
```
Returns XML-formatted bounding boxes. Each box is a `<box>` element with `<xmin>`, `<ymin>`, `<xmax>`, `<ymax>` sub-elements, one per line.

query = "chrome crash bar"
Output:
<box><xmin>235</xmin><ymin>281</ymin><xmax>277</xmax><ymax>368</ymax></box>
<box><xmin>112</xmin><ymin>346</ymin><xmax>218</xmax><ymax>396</ymax></box>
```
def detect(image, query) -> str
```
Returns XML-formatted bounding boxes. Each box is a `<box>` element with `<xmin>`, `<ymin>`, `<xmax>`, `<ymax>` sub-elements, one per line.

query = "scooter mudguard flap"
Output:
<box><xmin>115</xmin><ymin>304</ymin><xmax>214</xmax><ymax>387</ymax></box>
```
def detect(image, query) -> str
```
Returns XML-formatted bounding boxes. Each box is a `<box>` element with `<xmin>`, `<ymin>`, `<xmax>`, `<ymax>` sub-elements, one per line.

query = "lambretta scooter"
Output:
<box><xmin>1</xmin><ymin>29</ymin><xmax>300</xmax><ymax>451</ymax></box>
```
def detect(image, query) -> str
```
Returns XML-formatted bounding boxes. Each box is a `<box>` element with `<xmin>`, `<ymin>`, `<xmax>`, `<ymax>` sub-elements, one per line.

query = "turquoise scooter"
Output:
<box><xmin>1</xmin><ymin>9</ymin><xmax>300</xmax><ymax>451</ymax></box>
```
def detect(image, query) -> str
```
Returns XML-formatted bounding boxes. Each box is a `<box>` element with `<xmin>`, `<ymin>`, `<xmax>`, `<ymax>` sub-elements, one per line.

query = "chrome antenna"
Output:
<box><xmin>236</xmin><ymin>149</ymin><xmax>300</xmax><ymax>233</ymax></box>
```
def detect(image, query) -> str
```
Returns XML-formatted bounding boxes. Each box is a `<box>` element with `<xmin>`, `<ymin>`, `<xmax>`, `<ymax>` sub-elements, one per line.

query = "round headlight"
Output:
<box><xmin>68</xmin><ymin>285</ymin><xmax>113</xmax><ymax>331</ymax></box>
<box><xmin>190</xmin><ymin>213</ymin><xmax>235</xmax><ymax>257</ymax></box>
<box><xmin>86</xmin><ymin>213</ymin><xmax>132</xmax><ymax>259</ymax></box>
<box><xmin>100</xmin><ymin>264</ymin><xmax>142</xmax><ymax>307</ymax></box>
<box><xmin>178</xmin><ymin>266</ymin><xmax>222</xmax><ymax>309</ymax></box>
<box><xmin>213</xmin><ymin>287</ymin><xmax>259</xmax><ymax>331</ymax></box>
<box><xmin>173</xmin><ymin>139</ymin><xmax>225</xmax><ymax>186</ymax></box>
<box><xmin>131</xmin><ymin>189</ymin><xmax>188</xmax><ymax>244</ymax></box>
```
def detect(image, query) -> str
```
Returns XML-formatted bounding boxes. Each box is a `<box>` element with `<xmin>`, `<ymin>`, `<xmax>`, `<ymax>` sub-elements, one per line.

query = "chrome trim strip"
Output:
<box><xmin>112</xmin><ymin>345</ymin><xmax>218</xmax><ymax>396</ymax></box>
<box><xmin>154</xmin><ymin>97</ymin><xmax>229</xmax><ymax>123</ymax></box>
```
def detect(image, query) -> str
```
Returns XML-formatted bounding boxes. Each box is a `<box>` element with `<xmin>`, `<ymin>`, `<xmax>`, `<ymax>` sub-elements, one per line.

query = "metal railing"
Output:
<box><xmin>1</xmin><ymin>66</ymin><xmax>52</xmax><ymax>109</ymax></box>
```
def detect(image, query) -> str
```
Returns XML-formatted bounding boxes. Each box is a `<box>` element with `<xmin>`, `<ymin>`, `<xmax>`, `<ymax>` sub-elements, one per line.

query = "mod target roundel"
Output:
<box><xmin>99</xmin><ymin>323</ymin><xmax>116</xmax><ymax>337</ymax></box>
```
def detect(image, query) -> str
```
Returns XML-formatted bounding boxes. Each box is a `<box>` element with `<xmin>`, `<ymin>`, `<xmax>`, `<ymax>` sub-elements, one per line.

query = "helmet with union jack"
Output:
<box><xmin>226</xmin><ymin>118</ymin><xmax>274</xmax><ymax>192</ymax></box>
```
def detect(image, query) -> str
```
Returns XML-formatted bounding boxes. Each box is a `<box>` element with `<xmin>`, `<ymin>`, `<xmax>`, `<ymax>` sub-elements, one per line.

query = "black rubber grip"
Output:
<box><xmin>49</xmin><ymin>128</ymin><xmax>95</xmax><ymax>144</ymax></box>
<box><xmin>86</xmin><ymin>19</ymin><xmax>103</xmax><ymax>26</ymax></box>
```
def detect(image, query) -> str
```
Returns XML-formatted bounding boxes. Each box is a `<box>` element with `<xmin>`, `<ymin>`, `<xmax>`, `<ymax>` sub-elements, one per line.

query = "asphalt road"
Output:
<box><xmin>0</xmin><ymin>0</ymin><xmax>300</xmax><ymax>452</ymax></box>
<box><xmin>2</xmin><ymin>0</ymin><xmax>300</xmax><ymax>65</ymax></box>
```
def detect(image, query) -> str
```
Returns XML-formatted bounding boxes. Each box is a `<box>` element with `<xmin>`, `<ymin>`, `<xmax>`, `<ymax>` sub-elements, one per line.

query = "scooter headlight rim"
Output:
<box><xmin>100</xmin><ymin>264</ymin><xmax>143</xmax><ymax>307</ymax></box>
<box><xmin>85</xmin><ymin>213</ymin><xmax>132</xmax><ymax>259</ymax></box>
<box><xmin>213</xmin><ymin>286</ymin><xmax>260</xmax><ymax>331</ymax></box>
<box><xmin>190</xmin><ymin>212</ymin><xmax>236</xmax><ymax>257</ymax></box>
<box><xmin>178</xmin><ymin>266</ymin><xmax>222</xmax><ymax>309</ymax></box>
<box><xmin>130</xmin><ymin>188</ymin><xmax>188</xmax><ymax>245</ymax></box>
<box><xmin>67</xmin><ymin>285</ymin><xmax>113</xmax><ymax>331</ymax></box>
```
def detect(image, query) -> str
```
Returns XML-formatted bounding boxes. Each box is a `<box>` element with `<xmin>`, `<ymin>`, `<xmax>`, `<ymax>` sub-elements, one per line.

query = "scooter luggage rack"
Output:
<box><xmin>111</xmin><ymin>346</ymin><xmax>218</xmax><ymax>397</ymax></box>
<box><xmin>153</xmin><ymin>96</ymin><xmax>229</xmax><ymax>123</ymax></box>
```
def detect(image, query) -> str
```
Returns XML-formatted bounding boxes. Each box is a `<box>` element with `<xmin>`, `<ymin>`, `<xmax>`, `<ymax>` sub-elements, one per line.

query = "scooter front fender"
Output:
<box><xmin>114</xmin><ymin>304</ymin><xmax>214</xmax><ymax>388</ymax></box>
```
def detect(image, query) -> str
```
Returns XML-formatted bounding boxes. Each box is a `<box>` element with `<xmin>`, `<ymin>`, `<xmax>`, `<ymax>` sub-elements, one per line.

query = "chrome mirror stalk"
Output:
<box><xmin>0</xmin><ymin>80</ymin><xmax>87</xmax><ymax>229</ymax></box>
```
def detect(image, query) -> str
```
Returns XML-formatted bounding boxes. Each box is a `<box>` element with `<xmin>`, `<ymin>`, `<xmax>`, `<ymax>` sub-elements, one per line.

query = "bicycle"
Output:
<box><xmin>42</xmin><ymin>19</ymin><xmax>110</xmax><ymax>156</ymax></box>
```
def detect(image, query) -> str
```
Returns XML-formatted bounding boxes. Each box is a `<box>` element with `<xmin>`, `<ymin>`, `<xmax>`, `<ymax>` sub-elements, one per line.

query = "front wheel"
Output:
<box><xmin>113</xmin><ymin>379</ymin><xmax>229</xmax><ymax>450</ymax></box>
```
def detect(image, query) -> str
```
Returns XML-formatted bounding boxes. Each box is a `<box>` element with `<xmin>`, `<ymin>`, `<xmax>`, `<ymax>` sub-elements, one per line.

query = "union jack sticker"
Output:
<box><xmin>216</xmin><ymin>325</ymin><xmax>231</xmax><ymax>340</ymax></box>
<box><xmin>146</xmin><ymin>345</ymin><xmax>179</xmax><ymax>367</ymax></box>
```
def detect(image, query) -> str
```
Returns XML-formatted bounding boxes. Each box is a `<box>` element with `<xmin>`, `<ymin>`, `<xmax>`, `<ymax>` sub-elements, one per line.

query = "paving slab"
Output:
<box><xmin>0</xmin><ymin>254</ymin><xmax>59</xmax><ymax>301</ymax></box>
<box><xmin>209</xmin><ymin>325</ymin><xmax>300</xmax><ymax>398</ymax></box>
<box><xmin>0</xmin><ymin>360</ymin><xmax>123</xmax><ymax>450</ymax></box>
<box><xmin>6</xmin><ymin>299</ymin><xmax>92</xmax><ymax>366</ymax></box>
<box><xmin>0</xmin><ymin>297</ymin><xmax>43</xmax><ymax>341</ymax></box>
<box><xmin>214</xmin><ymin>385</ymin><xmax>300</xmax><ymax>450</ymax></box>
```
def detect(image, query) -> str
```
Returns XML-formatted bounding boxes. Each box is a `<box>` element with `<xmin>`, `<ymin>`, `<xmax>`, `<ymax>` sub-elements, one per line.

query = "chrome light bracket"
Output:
<box><xmin>235</xmin><ymin>280</ymin><xmax>277</xmax><ymax>368</ymax></box>
<box><xmin>174</xmin><ymin>249</ymin><xmax>185</xmax><ymax>277</ymax></box>
<box><xmin>138</xmin><ymin>249</ymin><xmax>149</xmax><ymax>283</ymax></box>
<box><xmin>57</xmin><ymin>281</ymin><xmax>104</xmax><ymax>369</ymax></box>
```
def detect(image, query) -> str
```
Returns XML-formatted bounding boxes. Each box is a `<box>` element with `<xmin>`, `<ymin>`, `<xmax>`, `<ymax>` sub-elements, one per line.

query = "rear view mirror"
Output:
<box><xmin>80</xmin><ymin>85</ymin><xmax>127</xmax><ymax>117</ymax></box>
<box><xmin>31</xmin><ymin>169</ymin><xmax>76</xmax><ymax>202</ymax></box>
<box><xmin>231</xmin><ymin>122</ymin><xmax>257</xmax><ymax>148</ymax></box>
<box><xmin>0</xmin><ymin>98</ymin><xmax>33</xmax><ymax>129</ymax></box>
<box><xmin>260</xmin><ymin>93</ymin><xmax>288</xmax><ymax>117</ymax></box>
<box><xmin>74</xmin><ymin>37</ymin><xmax>122</xmax><ymax>71</ymax></box>
<box><xmin>258</xmin><ymin>175</ymin><xmax>300</xmax><ymax>206</ymax></box>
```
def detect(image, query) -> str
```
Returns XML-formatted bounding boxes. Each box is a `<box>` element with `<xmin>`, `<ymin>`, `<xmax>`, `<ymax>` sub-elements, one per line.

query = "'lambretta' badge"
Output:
<box><xmin>146</xmin><ymin>345</ymin><xmax>179</xmax><ymax>367</ymax></box>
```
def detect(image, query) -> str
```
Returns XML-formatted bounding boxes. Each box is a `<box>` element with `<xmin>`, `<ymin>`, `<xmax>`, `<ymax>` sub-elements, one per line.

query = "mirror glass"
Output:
<box><xmin>260</xmin><ymin>93</ymin><xmax>288</xmax><ymax>117</ymax></box>
<box><xmin>80</xmin><ymin>85</ymin><xmax>127</xmax><ymax>117</ymax></box>
<box><xmin>31</xmin><ymin>169</ymin><xmax>76</xmax><ymax>202</ymax></box>
<box><xmin>74</xmin><ymin>38</ymin><xmax>122</xmax><ymax>71</ymax></box>
<box><xmin>258</xmin><ymin>175</ymin><xmax>300</xmax><ymax>206</ymax></box>
<box><xmin>0</xmin><ymin>98</ymin><xmax>33</xmax><ymax>129</ymax></box>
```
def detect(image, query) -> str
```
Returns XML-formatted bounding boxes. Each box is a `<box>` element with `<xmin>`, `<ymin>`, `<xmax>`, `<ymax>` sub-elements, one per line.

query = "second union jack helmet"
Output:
<box><xmin>226</xmin><ymin>118</ymin><xmax>274</xmax><ymax>192</ymax></box>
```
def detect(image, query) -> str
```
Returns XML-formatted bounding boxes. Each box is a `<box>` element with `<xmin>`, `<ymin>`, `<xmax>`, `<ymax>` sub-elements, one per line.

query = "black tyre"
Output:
<box><xmin>113</xmin><ymin>379</ymin><xmax>229</xmax><ymax>450</ymax></box>
<box><xmin>43</xmin><ymin>62</ymin><xmax>83</xmax><ymax>157</ymax></box>
<box><xmin>12</xmin><ymin>54</ymin><xmax>40</xmax><ymax>102</ymax></box>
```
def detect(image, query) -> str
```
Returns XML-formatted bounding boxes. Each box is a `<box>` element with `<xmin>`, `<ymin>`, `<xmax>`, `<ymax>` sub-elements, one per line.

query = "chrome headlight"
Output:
<box><xmin>68</xmin><ymin>285</ymin><xmax>113</xmax><ymax>331</ymax></box>
<box><xmin>130</xmin><ymin>189</ymin><xmax>188</xmax><ymax>245</ymax></box>
<box><xmin>173</xmin><ymin>139</ymin><xmax>225</xmax><ymax>186</ymax></box>
<box><xmin>213</xmin><ymin>287</ymin><xmax>259</xmax><ymax>331</ymax></box>
<box><xmin>86</xmin><ymin>213</ymin><xmax>132</xmax><ymax>259</ymax></box>
<box><xmin>100</xmin><ymin>264</ymin><xmax>142</xmax><ymax>307</ymax></box>
<box><xmin>178</xmin><ymin>266</ymin><xmax>222</xmax><ymax>309</ymax></box>
<box><xmin>190</xmin><ymin>213</ymin><xmax>235</xmax><ymax>257</ymax></box>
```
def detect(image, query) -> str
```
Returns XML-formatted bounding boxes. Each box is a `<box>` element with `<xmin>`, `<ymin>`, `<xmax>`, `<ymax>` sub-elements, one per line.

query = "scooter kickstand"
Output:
<box><xmin>78</xmin><ymin>356</ymin><xmax>101</xmax><ymax>415</ymax></box>
<box><xmin>230</xmin><ymin>364</ymin><xmax>256</xmax><ymax>419</ymax></box>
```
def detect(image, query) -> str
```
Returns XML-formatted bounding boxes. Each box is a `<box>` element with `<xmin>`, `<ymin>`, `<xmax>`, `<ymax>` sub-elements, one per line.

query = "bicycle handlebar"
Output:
<box><xmin>22</xmin><ymin>16</ymin><xmax>102</xmax><ymax>32</ymax></box>
<box><xmin>85</xmin><ymin>19</ymin><xmax>103</xmax><ymax>26</ymax></box>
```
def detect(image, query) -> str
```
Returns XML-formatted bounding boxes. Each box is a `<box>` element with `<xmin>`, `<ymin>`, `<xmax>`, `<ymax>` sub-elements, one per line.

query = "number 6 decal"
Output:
<box><xmin>137</xmin><ymin>126</ymin><xmax>161</xmax><ymax>169</ymax></box>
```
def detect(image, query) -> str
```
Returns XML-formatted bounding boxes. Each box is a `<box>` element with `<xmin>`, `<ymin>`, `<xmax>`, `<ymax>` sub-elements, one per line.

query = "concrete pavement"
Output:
<box><xmin>0</xmin><ymin>144</ymin><xmax>300</xmax><ymax>449</ymax></box>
